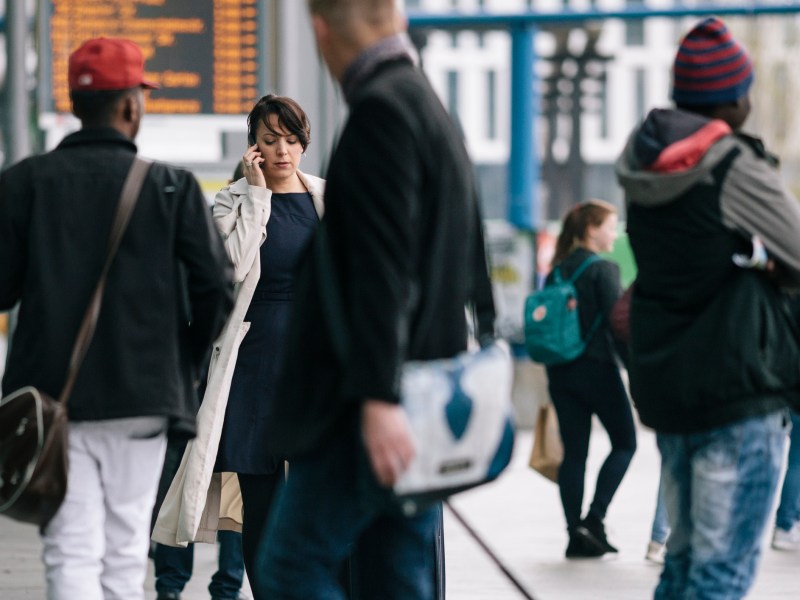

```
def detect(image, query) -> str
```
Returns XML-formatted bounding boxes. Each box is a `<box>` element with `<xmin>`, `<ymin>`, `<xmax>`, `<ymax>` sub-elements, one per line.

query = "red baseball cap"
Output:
<box><xmin>68</xmin><ymin>37</ymin><xmax>159</xmax><ymax>91</ymax></box>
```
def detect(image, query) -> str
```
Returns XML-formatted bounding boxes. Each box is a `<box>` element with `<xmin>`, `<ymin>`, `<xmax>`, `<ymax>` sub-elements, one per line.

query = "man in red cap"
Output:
<box><xmin>616</xmin><ymin>17</ymin><xmax>800</xmax><ymax>599</ymax></box>
<box><xmin>0</xmin><ymin>38</ymin><xmax>233</xmax><ymax>599</ymax></box>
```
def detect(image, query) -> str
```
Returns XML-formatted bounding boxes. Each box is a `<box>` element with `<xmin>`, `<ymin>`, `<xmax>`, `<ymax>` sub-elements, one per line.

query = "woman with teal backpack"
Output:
<box><xmin>544</xmin><ymin>200</ymin><xmax>635</xmax><ymax>559</ymax></box>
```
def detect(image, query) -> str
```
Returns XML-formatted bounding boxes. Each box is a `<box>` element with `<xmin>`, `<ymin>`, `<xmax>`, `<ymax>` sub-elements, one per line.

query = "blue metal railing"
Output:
<box><xmin>408</xmin><ymin>3</ymin><xmax>800</xmax><ymax>230</ymax></box>
<box><xmin>407</xmin><ymin>4</ymin><xmax>800</xmax><ymax>27</ymax></box>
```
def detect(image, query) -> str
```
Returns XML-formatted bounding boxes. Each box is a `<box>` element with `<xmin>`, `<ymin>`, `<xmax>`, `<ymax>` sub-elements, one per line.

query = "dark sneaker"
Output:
<box><xmin>565</xmin><ymin>529</ymin><xmax>606</xmax><ymax>559</ymax></box>
<box><xmin>579</xmin><ymin>514</ymin><xmax>618</xmax><ymax>554</ymax></box>
<box><xmin>156</xmin><ymin>592</ymin><xmax>181</xmax><ymax>600</ymax></box>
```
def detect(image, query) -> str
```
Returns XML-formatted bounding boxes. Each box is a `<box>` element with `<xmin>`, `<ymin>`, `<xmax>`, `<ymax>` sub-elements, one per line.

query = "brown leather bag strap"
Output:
<box><xmin>58</xmin><ymin>156</ymin><xmax>152</xmax><ymax>405</ymax></box>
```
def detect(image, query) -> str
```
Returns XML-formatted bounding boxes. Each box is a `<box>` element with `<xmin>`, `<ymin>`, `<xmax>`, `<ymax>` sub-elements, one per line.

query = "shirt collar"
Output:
<box><xmin>56</xmin><ymin>126</ymin><xmax>138</xmax><ymax>152</ymax></box>
<box><xmin>340</xmin><ymin>33</ymin><xmax>419</xmax><ymax>103</ymax></box>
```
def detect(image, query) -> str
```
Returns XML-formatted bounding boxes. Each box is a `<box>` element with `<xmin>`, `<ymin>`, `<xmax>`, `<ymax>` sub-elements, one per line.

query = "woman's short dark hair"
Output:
<box><xmin>247</xmin><ymin>94</ymin><xmax>311</xmax><ymax>150</ymax></box>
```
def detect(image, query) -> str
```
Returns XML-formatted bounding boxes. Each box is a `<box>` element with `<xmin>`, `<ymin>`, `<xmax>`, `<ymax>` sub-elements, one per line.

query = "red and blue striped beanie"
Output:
<box><xmin>671</xmin><ymin>17</ymin><xmax>753</xmax><ymax>106</ymax></box>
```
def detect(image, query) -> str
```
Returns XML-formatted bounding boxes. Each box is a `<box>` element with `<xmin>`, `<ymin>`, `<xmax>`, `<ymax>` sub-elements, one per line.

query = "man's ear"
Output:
<box><xmin>311</xmin><ymin>14</ymin><xmax>329</xmax><ymax>51</ymax></box>
<box><xmin>393</xmin><ymin>8</ymin><xmax>408</xmax><ymax>33</ymax></box>
<box><xmin>121</xmin><ymin>91</ymin><xmax>139</xmax><ymax>123</ymax></box>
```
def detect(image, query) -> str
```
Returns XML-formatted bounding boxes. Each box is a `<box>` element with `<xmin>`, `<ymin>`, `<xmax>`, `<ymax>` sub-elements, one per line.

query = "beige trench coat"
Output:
<box><xmin>152</xmin><ymin>171</ymin><xmax>325</xmax><ymax>546</ymax></box>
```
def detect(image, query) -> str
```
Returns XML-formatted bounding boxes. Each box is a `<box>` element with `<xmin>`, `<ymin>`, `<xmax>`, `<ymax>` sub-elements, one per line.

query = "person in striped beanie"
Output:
<box><xmin>616</xmin><ymin>16</ymin><xmax>800</xmax><ymax>600</ymax></box>
<box><xmin>672</xmin><ymin>16</ymin><xmax>753</xmax><ymax>107</ymax></box>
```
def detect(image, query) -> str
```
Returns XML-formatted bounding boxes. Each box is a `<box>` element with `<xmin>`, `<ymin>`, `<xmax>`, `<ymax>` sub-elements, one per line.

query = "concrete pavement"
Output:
<box><xmin>0</xmin><ymin>424</ymin><xmax>796</xmax><ymax>599</ymax></box>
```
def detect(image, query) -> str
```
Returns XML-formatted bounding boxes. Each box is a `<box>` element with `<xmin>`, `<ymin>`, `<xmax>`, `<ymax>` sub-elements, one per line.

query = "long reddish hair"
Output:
<box><xmin>552</xmin><ymin>200</ymin><xmax>617</xmax><ymax>266</ymax></box>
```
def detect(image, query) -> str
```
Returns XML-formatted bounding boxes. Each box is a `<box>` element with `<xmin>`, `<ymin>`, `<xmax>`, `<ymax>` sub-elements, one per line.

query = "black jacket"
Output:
<box><xmin>0</xmin><ymin>128</ymin><xmax>234</xmax><ymax>439</ymax></box>
<box><xmin>545</xmin><ymin>248</ymin><xmax>625</xmax><ymax>367</ymax></box>
<box><xmin>616</xmin><ymin>109</ymin><xmax>800</xmax><ymax>433</ymax></box>
<box><xmin>267</xmin><ymin>56</ymin><xmax>495</xmax><ymax>456</ymax></box>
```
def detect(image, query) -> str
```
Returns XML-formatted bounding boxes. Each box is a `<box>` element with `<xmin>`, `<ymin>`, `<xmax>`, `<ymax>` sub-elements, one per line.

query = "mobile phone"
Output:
<box><xmin>247</xmin><ymin>131</ymin><xmax>255</xmax><ymax>146</ymax></box>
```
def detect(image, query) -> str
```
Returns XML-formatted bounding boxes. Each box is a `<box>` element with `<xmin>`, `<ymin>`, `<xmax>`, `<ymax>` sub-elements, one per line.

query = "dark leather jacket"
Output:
<box><xmin>0</xmin><ymin>127</ymin><xmax>234</xmax><ymax>439</ymax></box>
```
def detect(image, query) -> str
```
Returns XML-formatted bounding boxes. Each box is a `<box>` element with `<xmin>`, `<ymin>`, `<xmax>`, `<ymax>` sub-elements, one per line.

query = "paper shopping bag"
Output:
<box><xmin>528</xmin><ymin>403</ymin><xmax>562</xmax><ymax>483</ymax></box>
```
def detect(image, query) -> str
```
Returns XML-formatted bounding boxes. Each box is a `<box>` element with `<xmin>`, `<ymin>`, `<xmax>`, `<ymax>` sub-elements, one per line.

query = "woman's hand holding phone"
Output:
<box><xmin>242</xmin><ymin>144</ymin><xmax>266</xmax><ymax>188</ymax></box>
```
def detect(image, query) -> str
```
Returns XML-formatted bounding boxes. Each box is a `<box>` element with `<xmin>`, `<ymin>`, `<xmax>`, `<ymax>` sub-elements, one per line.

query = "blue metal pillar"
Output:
<box><xmin>508</xmin><ymin>25</ymin><xmax>537</xmax><ymax>231</ymax></box>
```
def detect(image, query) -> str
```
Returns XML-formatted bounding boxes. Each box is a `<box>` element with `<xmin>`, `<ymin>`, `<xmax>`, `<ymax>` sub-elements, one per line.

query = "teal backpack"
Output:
<box><xmin>524</xmin><ymin>255</ymin><xmax>602</xmax><ymax>365</ymax></box>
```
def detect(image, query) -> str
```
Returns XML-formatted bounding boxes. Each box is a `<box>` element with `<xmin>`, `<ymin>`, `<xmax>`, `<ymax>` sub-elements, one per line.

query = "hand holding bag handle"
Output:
<box><xmin>0</xmin><ymin>156</ymin><xmax>152</xmax><ymax>527</ymax></box>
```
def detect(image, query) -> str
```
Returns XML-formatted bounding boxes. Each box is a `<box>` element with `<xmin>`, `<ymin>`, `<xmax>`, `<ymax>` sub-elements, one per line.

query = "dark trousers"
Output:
<box><xmin>152</xmin><ymin>438</ymin><xmax>245</xmax><ymax>598</ymax></box>
<box><xmin>154</xmin><ymin>531</ymin><xmax>244</xmax><ymax>598</ymax></box>
<box><xmin>238</xmin><ymin>471</ymin><xmax>283</xmax><ymax>594</ymax></box>
<box><xmin>547</xmin><ymin>358</ymin><xmax>637</xmax><ymax>531</ymax></box>
<box><xmin>255</xmin><ymin>421</ymin><xmax>443</xmax><ymax>600</ymax></box>
<box><xmin>345</xmin><ymin>503</ymin><xmax>445</xmax><ymax>600</ymax></box>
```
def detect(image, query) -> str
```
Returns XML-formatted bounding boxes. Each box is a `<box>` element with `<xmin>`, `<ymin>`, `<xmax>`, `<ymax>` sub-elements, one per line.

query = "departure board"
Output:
<box><xmin>47</xmin><ymin>0</ymin><xmax>263</xmax><ymax>114</ymax></box>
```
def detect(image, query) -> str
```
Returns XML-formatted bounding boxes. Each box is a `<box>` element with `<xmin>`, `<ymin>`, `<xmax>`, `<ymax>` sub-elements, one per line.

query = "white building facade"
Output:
<box><xmin>407</xmin><ymin>0</ymin><xmax>800</xmax><ymax>218</ymax></box>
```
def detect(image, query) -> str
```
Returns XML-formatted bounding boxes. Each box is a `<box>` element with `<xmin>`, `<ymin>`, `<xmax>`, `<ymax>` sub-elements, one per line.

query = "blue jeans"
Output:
<box><xmin>651</xmin><ymin>473</ymin><xmax>670</xmax><ymax>545</ymax></box>
<box><xmin>154</xmin><ymin>531</ymin><xmax>244</xmax><ymax>598</ymax></box>
<box><xmin>255</xmin><ymin>421</ymin><xmax>442</xmax><ymax>600</ymax></box>
<box><xmin>774</xmin><ymin>411</ymin><xmax>800</xmax><ymax>531</ymax></box>
<box><xmin>655</xmin><ymin>410</ymin><xmax>787</xmax><ymax>600</ymax></box>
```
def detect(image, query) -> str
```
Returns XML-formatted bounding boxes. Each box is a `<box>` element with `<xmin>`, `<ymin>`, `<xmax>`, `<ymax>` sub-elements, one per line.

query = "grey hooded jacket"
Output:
<box><xmin>616</xmin><ymin>108</ymin><xmax>800</xmax><ymax>433</ymax></box>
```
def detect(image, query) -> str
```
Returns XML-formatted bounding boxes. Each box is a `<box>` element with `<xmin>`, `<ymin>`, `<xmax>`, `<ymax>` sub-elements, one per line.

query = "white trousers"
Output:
<box><xmin>41</xmin><ymin>416</ymin><xmax>167</xmax><ymax>600</ymax></box>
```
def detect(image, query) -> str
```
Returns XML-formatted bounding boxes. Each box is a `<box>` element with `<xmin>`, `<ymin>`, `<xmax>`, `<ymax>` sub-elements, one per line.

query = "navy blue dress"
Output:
<box><xmin>215</xmin><ymin>191</ymin><xmax>318</xmax><ymax>474</ymax></box>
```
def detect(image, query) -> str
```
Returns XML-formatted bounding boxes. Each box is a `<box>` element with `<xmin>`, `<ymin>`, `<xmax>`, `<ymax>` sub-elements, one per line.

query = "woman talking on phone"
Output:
<box><xmin>152</xmin><ymin>94</ymin><xmax>325</xmax><ymax>587</ymax></box>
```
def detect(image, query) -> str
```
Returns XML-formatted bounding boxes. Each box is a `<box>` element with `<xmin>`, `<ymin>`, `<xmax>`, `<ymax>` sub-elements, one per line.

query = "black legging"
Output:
<box><xmin>547</xmin><ymin>358</ymin><xmax>637</xmax><ymax>531</ymax></box>
<box><xmin>238</xmin><ymin>471</ymin><xmax>283</xmax><ymax>597</ymax></box>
